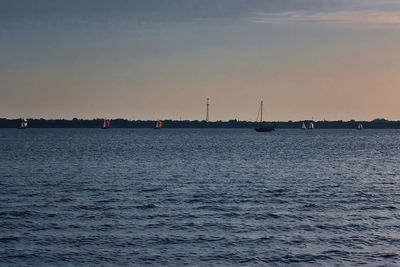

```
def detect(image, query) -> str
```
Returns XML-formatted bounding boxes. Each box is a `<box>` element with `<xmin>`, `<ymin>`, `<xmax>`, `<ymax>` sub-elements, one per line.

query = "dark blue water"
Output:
<box><xmin>1</xmin><ymin>129</ymin><xmax>400</xmax><ymax>266</ymax></box>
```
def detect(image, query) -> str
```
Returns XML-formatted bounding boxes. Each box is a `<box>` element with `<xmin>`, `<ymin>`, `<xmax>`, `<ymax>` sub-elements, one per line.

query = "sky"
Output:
<box><xmin>1</xmin><ymin>0</ymin><xmax>400</xmax><ymax>121</ymax></box>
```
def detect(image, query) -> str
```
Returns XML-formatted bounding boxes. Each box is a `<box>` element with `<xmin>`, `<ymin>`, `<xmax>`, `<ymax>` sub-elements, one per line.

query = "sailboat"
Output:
<box><xmin>101</xmin><ymin>119</ymin><xmax>110</xmax><ymax>129</ymax></box>
<box><xmin>17</xmin><ymin>118</ymin><xmax>28</xmax><ymax>129</ymax></box>
<box><xmin>154</xmin><ymin>120</ymin><xmax>162</xmax><ymax>129</ymax></box>
<box><xmin>308</xmin><ymin>121</ymin><xmax>314</xmax><ymax>129</ymax></box>
<box><xmin>301</xmin><ymin>122</ymin><xmax>307</xmax><ymax>129</ymax></box>
<box><xmin>357</xmin><ymin>123</ymin><xmax>363</xmax><ymax>130</ymax></box>
<box><xmin>255</xmin><ymin>101</ymin><xmax>274</xmax><ymax>132</ymax></box>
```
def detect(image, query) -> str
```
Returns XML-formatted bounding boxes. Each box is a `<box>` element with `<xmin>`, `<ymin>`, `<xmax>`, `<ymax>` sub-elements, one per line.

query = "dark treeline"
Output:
<box><xmin>2</xmin><ymin>118</ymin><xmax>400</xmax><ymax>129</ymax></box>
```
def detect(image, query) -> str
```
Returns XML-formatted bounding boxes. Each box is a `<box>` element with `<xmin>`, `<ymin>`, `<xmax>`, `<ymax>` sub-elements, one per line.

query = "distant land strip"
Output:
<box><xmin>2</xmin><ymin>118</ymin><xmax>400</xmax><ymax>129</ymax></box>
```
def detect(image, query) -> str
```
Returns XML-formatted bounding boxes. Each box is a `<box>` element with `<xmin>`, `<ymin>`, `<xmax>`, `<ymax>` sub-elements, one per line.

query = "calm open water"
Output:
<box><xmin>1</xmin><ymin>128</ymin><xmax>400</xmax><ymax>266</ymax></box>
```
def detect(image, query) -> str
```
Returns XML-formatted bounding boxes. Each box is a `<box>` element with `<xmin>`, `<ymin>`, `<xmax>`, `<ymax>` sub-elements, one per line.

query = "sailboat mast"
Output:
<box><xmin>206</xmin><ymin>98</ymin><xmax>209</xmax><ymax>122</ymax></box>
<box><xmin>260</xmin><ymin>101</ymin><xmax>263</xmax><ymax>123</ymax></box>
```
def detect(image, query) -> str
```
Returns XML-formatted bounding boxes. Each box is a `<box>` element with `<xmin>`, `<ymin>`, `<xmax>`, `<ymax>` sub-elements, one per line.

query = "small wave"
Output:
<box><xmin>302</xmin><ymin>203</ymin><xmax>318</xmax><ymax>208</ymax></box>
<box><xmin>262</xmin><ymin>188</ymin><xmax>289</xmax><ymax>197</ymax></box>
<box><xmin>94</xmin><ymin>198</ymin><xmax>119</xmax><ymax>204</ymax></box>
<box><xmin>0</xmin><ymin>210</ymin><xmax>36</xmax><ymax>217</ymax></box>
<box><xmin>315</xmin><ymin>224</ymin><xmax>336</xmax><ymax>230</ymax></box>
<box><xmin>379</xmin><ymin>253</ymin><xmax>398</xmax><ymax>259</ymax></box>
<box><xmin>135</xmin><ymin>204</ymin><xmax>157</xmax><ymax>209</ymax></box>
<box><xmin>197</xmin><ymin>236</ymin><xmax>225</xmax><ymax>242</ymax></box>
<box><xmin>141</xmin><ymin>188</ymin><xmax>163</xmax><ymax>192</ymax></box>
<box><xmin>359</xmin><ymin>205</ymin><xmax>381</xmax><ymax>210</ymax></box>
<box><xmin>254</xmin><ymin>238</ymin><xmax>274</xmax><ymax>246</ymax></box>
<box><xmin>194</xmin><ymin>205</ymin><xmax>226</xmax><ymax>211</ymax></box>
<box><xmin>186</xmin><ymin>198</ymin><xmax>203</xmax><ymax>203</ymax></box>
<box><xmin>74</xmin><ymin>205</ymin><xmax>113</xmax><ymax>211</ymax></box>
<box><xmin>147</xmin><ymin>236</ymin><xmax>189</xmax><ymax>245</ymax></box>
<box><xmin>0</xmin><ymin>236</ymin><xmax>20</xmax><ymax>242</ymax></box>
<box><xmin>55</xmin><ymin>197</ymin><xmax>73</xmax><ymax>203</ymax></box>
<box><xmin>269</xmin><ymin>198</ymin><xmax>289</xmax><ymax>204</ymax></box>
<box><xmin>266</xmin><ymin>212</ymin><xmax>280</xmax><ymax>219</ymax></box>
<box><xmin>279</xmin><ymin>253</ymin><xmax>333</xmax><ymax>263</ymax></box>
<box><xmin>296</xmin><ymin>224</ymin><xmax>315</xmax><ymax>231</ymax></box>
<box><xmin>251</xmin><ymin>212</ymin><xmax>281</xmax><ymax>219</ymax></box>
<box><xmin>322</xmin><ymin>250</ymin><xmax>350</xmax><ymax>257</ymax></box>
<box><xmin>67</xmin><ymin>224</ymin><xmax>81</xmax><ymax>229</ymax></box>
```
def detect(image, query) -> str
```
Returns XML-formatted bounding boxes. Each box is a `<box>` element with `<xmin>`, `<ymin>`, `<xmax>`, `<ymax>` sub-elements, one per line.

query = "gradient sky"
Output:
<box><xmin>1</xmin><ymin>0</ymin><xmax>400</xmax><ymax>121</ymax></box>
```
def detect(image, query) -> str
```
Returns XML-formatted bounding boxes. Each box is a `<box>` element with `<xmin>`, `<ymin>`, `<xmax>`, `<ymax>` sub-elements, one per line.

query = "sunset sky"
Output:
<box><xmin>1</xmin><ymin>0</ymin><xmax>400</xmax><ymax>121</ymax></box>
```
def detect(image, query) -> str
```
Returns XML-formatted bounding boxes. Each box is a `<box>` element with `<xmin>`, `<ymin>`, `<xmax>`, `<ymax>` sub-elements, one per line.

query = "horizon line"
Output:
<box><xmin>1</xmin><ymin>118</ymin><xmax>398</xmax><ymax>123</ymax></box>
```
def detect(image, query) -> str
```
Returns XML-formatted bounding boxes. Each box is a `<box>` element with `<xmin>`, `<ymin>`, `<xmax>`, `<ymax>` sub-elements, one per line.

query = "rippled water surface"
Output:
<box><xmin>1</xmin><ymin>128</ymin><xmax>400</xmax><ymax>266</ymax></box>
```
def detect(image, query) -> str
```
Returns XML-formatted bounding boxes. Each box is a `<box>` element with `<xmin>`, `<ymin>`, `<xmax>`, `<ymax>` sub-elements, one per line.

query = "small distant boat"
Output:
<box><xmin>308</xmin><ymin>121</ymin><xmax>314</xmax><ymax>129</ymax></box>
<box><xmin>357</xmin><ymin>123</ymin><xmax>363</xmax><ymax>130</ymax></box>
<box><xmin>301</xmin><ymin>122</ymin><xmax>307</xmax><ymax>129</ymax></box>
<box><xmin>154</xmin><ymin>120</ymin><xmax>162</xmax><ymax>129</ymax></box>
<box><xmin>255</xmin><ymin>101</ymin><xmax>274</xmax><ymax>132</ymax></box>
<box><xmin>101</xmin><ymin>119</ymin><xmax>110</xmax><ymax>129</ymax></box>
<box><xmin>17</xmin><ymin>118</ymin><xmax>28</xmax><ymax>129</ymax></box>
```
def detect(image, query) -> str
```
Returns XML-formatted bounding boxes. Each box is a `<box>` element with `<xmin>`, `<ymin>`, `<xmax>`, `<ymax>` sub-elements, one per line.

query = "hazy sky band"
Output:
<box><xmin>1</xmin><ymin>0</ymin><xmax>400</xmax><ymax>120</ymax></box>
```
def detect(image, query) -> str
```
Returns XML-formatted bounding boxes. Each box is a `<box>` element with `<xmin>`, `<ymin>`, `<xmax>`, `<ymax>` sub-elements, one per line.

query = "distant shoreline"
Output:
<box><xmin>1</xmin><ymin>118</ymin><xmax>400</xmax><ymax>129</ymax></box>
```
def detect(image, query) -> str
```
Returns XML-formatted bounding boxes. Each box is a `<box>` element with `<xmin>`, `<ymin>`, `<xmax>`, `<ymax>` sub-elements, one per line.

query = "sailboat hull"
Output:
<box><xmin>255</xmin><ymin>126</ymin><xmax>275</xmax><ymax>132</ymax></box>
<box><xmin>17</xmin><ymin>121</ymin><xmax>28</xmax><ymax>129</ymax></box>
<box><xmin>254</xmin><ymin>101</ymin><xmax>274</xmax><ymax>132</ymax></box>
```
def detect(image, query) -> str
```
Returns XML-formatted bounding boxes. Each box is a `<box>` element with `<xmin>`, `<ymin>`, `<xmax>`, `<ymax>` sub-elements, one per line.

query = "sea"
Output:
<box><xmin>1</xmin><ymin>128</ymin><xmax>400</xmax><ymax>266</ymax></box>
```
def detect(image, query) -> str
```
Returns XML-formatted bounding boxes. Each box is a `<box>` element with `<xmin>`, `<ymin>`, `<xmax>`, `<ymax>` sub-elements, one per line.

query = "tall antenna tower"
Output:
<box><xmin>206</xmin><ymin>98</ymin><xmax>209</xmax><ymax>122</ymax></box>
